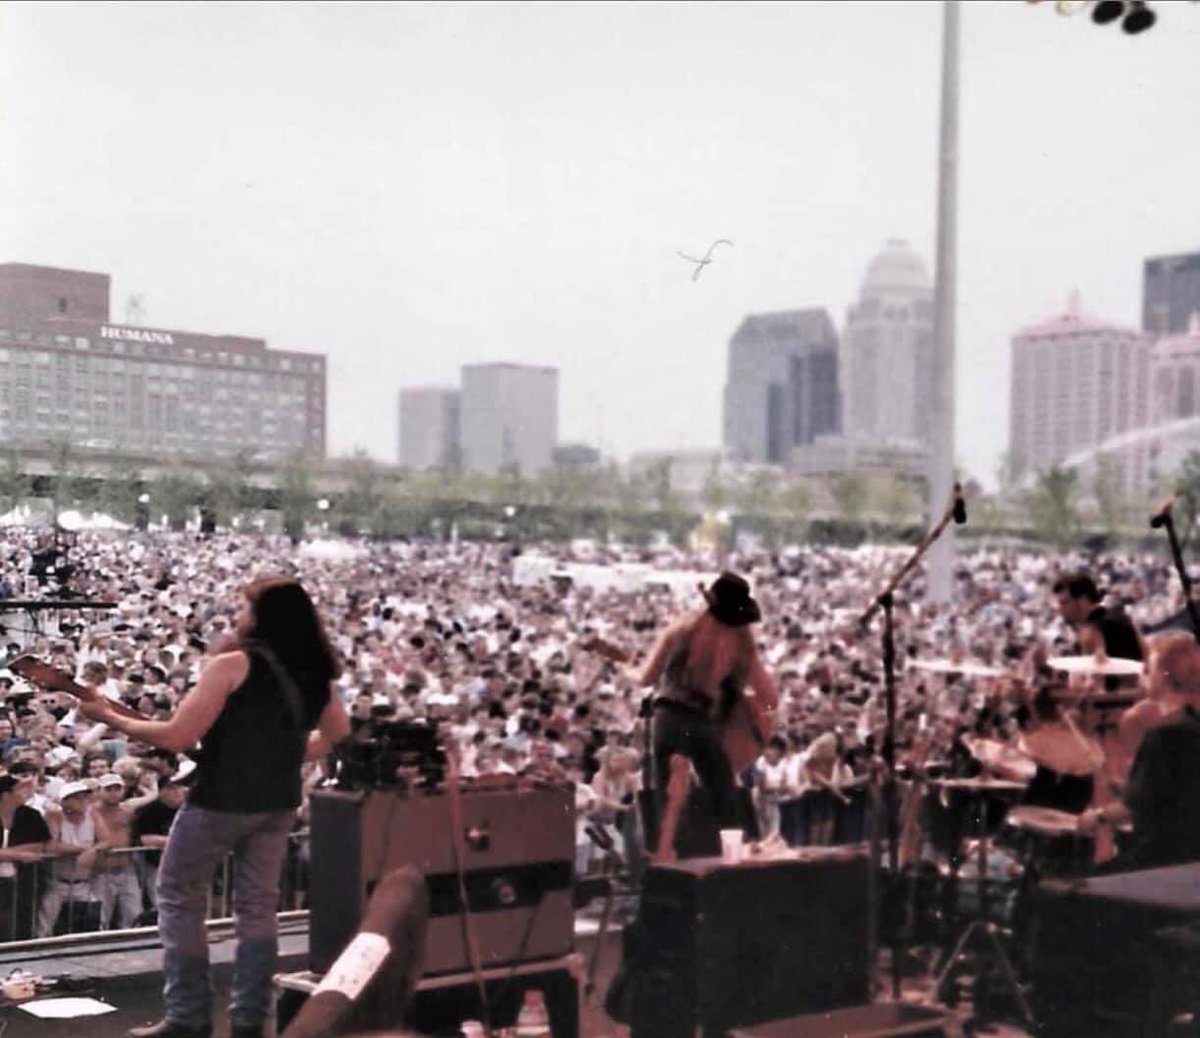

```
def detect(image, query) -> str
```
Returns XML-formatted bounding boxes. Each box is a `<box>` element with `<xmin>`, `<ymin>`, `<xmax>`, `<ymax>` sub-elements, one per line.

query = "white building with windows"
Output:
<box><xmin>1008</xmin><ymin>293</ymin><xmax>1150</xmax><ymax>492</ymax></box>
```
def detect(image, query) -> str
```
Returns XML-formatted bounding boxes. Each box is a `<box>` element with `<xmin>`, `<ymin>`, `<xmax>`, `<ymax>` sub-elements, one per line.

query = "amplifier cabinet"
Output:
<box><xmin>1031</xmin><ymin>863</ymin><xmax>1200</xmax><ymax>1038</ymax></box>
<box><xmin>309</xmin><ymin>786</ymin><xmax>575</xmax><ymax>977</ymax></box>
<box><xmin>629</xmin><ymin>851</ymin><xmax>870</xmax><ymax>1038</ymax></box>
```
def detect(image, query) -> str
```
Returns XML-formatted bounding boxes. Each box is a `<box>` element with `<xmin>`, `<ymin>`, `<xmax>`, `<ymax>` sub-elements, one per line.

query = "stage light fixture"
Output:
<box><xmin>1122</xmin><ymin>1</ymin><xmax>1156</xmax><ymax>32</ymax></box>
<box><xmin>1092</xmin><ymin>0</ymin><xmax>1127</xmax><ymax>23</ymax></box>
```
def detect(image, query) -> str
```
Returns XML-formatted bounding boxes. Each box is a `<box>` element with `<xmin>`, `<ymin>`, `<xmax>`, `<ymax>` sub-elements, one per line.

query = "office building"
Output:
<box><xmin>840</xmin><ymin>239</ymin><xmax>935</xmax><ymax>449</ymax></box>
<box><xmin>722</xmin><ymin>309</ymin><xmax>840</xmax><ymax>464</ymax></box>
<box><xmin>397</xmin><ymin>387</ymin><xmax>460</xmax><ymax>470</ymax></box>
<box><xmin>1009</xmin><ymin>292</ymin><xmax>1150</xmax><ymax>491</ymax></box>
<box><xmin>1144</xmin><ymin>250</ymin><xmax>1200</xmax><ymax>336</ymax></box>
<box><xmin>0</xmin><ymin>262</ymin><xmax>326</xmax><ymax>460</ymax></box>
<box><xmin>459</xmin><ymin>362</ymin><xmax>558</xmax><ymax>475</ymax></box>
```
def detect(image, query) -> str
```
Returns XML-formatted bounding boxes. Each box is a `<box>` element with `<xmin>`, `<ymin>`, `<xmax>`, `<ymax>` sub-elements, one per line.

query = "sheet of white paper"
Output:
<box><xmin>19</xmin><ymin>997</ymin><xmax>118</xmax><ymax>1019</ymax></box>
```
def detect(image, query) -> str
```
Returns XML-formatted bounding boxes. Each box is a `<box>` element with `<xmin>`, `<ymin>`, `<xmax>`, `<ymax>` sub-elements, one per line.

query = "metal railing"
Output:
<box><xmin>0</xmin><ymin>829</ymin><xmax>311</xmax><ymax>947</ymax></box>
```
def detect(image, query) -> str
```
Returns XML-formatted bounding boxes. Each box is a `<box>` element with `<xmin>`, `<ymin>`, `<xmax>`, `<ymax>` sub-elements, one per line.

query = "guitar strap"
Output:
<box><xmin>245</xmin><ymin>642</ymin><xmax>306</xmax><ymax>730</ymax></box>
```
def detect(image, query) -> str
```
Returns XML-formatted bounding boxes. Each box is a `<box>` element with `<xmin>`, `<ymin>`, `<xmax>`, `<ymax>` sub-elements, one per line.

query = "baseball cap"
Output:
<box><xmin>59</xmin><ymin>780</ymin><xmax>92</xmax><ymax>800</ymax></box>
<box><xmin>98</xmin><ymin>773</ymin><xmax>124</xmax><ymax>790</ymax></box>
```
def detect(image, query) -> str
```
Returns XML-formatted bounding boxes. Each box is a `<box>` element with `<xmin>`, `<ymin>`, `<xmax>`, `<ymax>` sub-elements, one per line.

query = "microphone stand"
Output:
<box><xmin>1151</xmin><ymin>505</ymin><xmax>1200</xmax><ymax>643</ymax></box>
<box><xmin>857</xmin><ymin>487</ymin><xmax>962</xmax><ymax>1000</ymax></box>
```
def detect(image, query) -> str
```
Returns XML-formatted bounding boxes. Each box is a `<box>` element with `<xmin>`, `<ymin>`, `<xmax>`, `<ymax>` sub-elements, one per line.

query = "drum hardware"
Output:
<box><xmin>930</xmin><ymin>775</ymin><xmax>1036</xmax><ymax>1029</ymax></box>
<box><xmin>856</xmin><ymin>483</ymin><xmax>966</xmax><ymax>1000</ymax></box>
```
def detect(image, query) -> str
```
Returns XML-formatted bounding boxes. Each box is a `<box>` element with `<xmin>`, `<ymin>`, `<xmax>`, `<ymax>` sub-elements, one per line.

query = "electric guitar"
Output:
<box><xmin>578</xmin><ymin>634</ymin><xmax>775</xmax><ymax>773</ymax></box>
<box><xmin>9</xmin><ymin>655</ymin><xmax>149</xmax><ymax>722</ymax></box>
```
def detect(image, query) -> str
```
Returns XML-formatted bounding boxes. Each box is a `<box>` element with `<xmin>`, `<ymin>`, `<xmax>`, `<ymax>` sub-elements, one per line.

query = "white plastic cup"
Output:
<box><xmin>719</xmin><ymin>828</ymin><xmax>744</xmax><ymax>864</ymax></box>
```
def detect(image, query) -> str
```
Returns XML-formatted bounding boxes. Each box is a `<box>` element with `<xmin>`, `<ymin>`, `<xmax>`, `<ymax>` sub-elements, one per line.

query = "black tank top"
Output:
<box><xmin>189</xmin><ymin>648</ymin><xmax>327</xmax><ymax>813</ymax></box>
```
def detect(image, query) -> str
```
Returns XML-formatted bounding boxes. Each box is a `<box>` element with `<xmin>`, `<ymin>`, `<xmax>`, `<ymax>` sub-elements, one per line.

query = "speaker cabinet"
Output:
<box><xmin>629</xmin><ymin>852</ymin><xmax>870</xmax><ymax>1038</ymax></box>
<box><xmin>309</xmin><ymin>786</ymin><xmax>575</xmax><ymax>977</ymax></box>
<box><xmin>1031</xmin><ymin>863</ymin><xmax>1200</xmax><ymax>1037</ymax></box>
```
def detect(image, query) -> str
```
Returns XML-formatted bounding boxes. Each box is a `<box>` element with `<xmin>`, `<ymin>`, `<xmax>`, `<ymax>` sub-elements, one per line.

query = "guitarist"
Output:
<box><xmin>636</xmin><ymin>571</ymin><xmax>778</xmax><ymax>844</ymax></box>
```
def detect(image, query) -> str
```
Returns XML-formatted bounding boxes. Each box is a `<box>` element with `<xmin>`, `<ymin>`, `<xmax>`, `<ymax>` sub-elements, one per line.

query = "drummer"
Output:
<box><xmin>1011</xmin><ymin>570</ymin><xmax>1142</xmax><ymax>816</ymax></box>
<box><xmin>1078</xmin><ymin>633</ymin><xmax>1200</xmax><ymax>869</ymax></box>
<box><xmin>1050</xmin><ymin>570</ymin><xmax>1144</xmax><ymax>675</ymax></box>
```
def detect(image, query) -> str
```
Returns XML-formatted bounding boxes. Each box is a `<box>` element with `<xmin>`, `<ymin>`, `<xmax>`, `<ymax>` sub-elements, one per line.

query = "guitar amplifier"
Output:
<box><xmin>1031</xmin><ymin>863</ymin><xmax>1200</xmax><ymax>1037</ymax></box>
<box><xmin>628</xmin><ymin>850</ymin><xmax>870</xmax><ymax>1038</ymax></box>
<box><xmin>309</xmin><ymin>785</ymin><xmax>575</xmax><ymax>977</ymax></box>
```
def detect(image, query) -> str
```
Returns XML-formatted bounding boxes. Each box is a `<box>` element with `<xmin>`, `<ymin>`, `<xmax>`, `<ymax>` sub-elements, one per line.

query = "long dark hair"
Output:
<box><xmin>239</xmin><ymin>577</ymin><xmax>342</xmax><ymax>696</ymax></box>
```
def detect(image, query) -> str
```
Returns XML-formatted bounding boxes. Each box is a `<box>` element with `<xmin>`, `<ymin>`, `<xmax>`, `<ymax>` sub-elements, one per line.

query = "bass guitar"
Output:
<box><xmin>9</xmin><ymin>655</ymin><xmax>148</xmax><ymax>722</ymax></box>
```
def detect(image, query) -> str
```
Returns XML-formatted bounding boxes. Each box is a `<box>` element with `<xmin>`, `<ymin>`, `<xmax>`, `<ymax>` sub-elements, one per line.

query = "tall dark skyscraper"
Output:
<box><xmin>722</xmin><ymin>309</ymin><xmax>840</xmax><ymax>464</ymax></box>
<box><xmin>1144</xmin><ymin>250</ymin><xmax>1200</xmax><ymax>336</ymax></box>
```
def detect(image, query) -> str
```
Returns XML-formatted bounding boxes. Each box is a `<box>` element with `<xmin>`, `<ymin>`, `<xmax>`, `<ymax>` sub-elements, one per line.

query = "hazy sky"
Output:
<box><xmin>2</xmin><ymin>1</ymin><xmax>1198</xmax><ymax>485</ymax></box>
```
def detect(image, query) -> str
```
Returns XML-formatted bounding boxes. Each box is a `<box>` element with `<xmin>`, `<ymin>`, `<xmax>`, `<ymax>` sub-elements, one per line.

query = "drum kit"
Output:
<box><xmin>903</xmin><ymin>650</ymin><xmax>1139</xmax><ymax>869</ymax></box>
<box><xmin>900</xmin><ymin>650</ymin><xmax>1144</xmax><ymax>1023</ymax></box>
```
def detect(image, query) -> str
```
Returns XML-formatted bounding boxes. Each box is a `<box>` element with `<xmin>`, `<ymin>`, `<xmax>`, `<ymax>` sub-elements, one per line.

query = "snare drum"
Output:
<box><xmin>1002</xmin><ymin>805</ymin><xmax>1093</xmax><ymax>877</ymax></box>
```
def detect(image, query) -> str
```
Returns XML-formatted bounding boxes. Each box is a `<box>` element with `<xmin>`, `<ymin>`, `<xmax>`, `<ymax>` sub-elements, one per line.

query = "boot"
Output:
<box><xmin>127</xmin><ymin>1021</ymin><xmax>212</xmax><ymax>1038</ymax></box>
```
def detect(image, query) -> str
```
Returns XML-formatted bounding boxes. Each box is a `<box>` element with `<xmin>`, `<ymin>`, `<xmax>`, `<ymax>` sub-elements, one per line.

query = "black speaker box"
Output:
<box><xmin>629</xmin><ymin>851</ymin><xmax>870</xmax><ymax>1038</ymax></box>
<box><xmin>309</xmin><ymin>786</ymin><xmax>575</xmax><ymax>977</ymax></box>
<box><xmin>1031</xmin><ymin>862</ymin><xmax>1200</xmax><ymax>1037</ymax></box>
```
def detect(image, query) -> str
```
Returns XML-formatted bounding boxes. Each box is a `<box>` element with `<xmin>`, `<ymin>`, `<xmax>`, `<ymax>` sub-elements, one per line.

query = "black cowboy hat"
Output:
<box><xmin>701</xmin><ymin>572</ymin><xmax>762</xmax><ymax>627</ymax></box>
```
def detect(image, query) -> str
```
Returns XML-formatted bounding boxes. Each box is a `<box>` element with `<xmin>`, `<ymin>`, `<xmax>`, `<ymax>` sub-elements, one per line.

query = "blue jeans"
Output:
<box><xmin>157</xmin><ymin>802</ymin><xmax>295</xmax><ymax>1030</ymax></box>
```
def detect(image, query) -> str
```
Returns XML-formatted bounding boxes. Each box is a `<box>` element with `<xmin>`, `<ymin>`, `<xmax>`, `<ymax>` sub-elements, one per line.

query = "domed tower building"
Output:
<box><xmin>840</xmin><ymin>240</ymin><xmax>935</xmax><ymax>450</ymax></box>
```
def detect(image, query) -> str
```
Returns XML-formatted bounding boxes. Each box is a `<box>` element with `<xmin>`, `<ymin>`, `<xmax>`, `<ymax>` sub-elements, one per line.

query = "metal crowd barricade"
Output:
<box><xmin>779</xmin><ymin>786</ymin><xmax>869</xmax><ymax>848</ymax></box>
<box><xmin>0</xmin><ymin>828</ymin><xmax>312</xmax><ymax>948</ymax></box>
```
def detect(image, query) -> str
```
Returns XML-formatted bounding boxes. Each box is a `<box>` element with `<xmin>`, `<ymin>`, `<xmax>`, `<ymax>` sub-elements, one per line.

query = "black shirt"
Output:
<box><xmin>130</xmin><ymin>798</ymin><xmax>179</xmax><ymax>866</ymax></box>
<box><xmin>189</xmin><ymin>647</ymin><xmax>327</xmax><ymax>814</ymax></box>
<box><xmin>1085</xmin><ymin>605</ymin><xmax>1143</xmax><ymax>662</ymax></box>
<box><xmin>1125</xmin><ymin>706</ymin><xmax>1200</xmax><ymax>868</ymax></box>
<box><xmin>1</xmin><ymin>804</ymin><xmax>50</xmax><ymax>849</ymax></box>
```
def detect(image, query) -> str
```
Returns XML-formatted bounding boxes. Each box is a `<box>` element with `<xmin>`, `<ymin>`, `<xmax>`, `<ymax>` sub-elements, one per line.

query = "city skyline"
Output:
<box><xmin>2</xmin><ymin>4</ymin><xmax>1198</xmax><ymax>487</ymax></box>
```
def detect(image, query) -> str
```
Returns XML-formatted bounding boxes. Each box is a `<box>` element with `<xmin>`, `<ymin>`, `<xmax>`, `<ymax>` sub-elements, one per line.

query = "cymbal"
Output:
<box><xmin>962</xmin><ymin>737</ymin><xmax>1037</xmax><ymax>783</ymax></box>
<box><xmin>908</xmin><ymin>658</ymin><xmax>1006</xmax><ymax>678</ymax></box>
<box><xmin>932</xmin><ymin>777</ymin><xmax>1027</xmax><ymax>794</ymax></box>
<box><xmin>1019</xmin><ymin>724</ymin><xmax>1105</xmax><ymax>777</ymax></box>
<box><xmin>1005</xmin><ymin>805</ymin><xmax>1081</xmax><ymax>836</ymax></box>
<box><xmin>1046</xmin><ymin>654</ymin><xmax>1143</xmax><ymax>677</ymax></box>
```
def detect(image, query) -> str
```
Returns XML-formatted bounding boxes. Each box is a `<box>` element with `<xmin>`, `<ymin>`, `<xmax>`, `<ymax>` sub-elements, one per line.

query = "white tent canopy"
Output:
<box><xmin>56</xmin><ymin>510</ymin><xmax>132</xmax><ymax>532</ymax></box>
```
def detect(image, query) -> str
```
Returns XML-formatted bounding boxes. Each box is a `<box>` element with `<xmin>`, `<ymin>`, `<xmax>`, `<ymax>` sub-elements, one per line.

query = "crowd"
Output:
<box><xmin>0</xmin><ymin>527</ymin><xmax>1188</xmax><ymax>943</ymax></box>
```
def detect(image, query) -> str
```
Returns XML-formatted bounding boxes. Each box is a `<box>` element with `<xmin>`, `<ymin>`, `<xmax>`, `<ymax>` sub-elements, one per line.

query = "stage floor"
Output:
<box><xmin>1</xmin><ymin>918</ymin><xmax>1032</xmax><ymax>1038</ymax></box>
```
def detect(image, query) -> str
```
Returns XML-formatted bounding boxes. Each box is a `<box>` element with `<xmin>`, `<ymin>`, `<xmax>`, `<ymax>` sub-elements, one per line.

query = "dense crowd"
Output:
<box><xmin>0</xmin><ymin>528</ymin><xmax>1188</xmax><ymax>941</ymax></box>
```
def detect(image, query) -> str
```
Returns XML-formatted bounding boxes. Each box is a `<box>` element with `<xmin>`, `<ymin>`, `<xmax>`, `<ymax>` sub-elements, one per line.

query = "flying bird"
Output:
<box><xmin>677</xmin><ymin>239</ymin><xmax>733</xmax><ymax>281</ymax></box>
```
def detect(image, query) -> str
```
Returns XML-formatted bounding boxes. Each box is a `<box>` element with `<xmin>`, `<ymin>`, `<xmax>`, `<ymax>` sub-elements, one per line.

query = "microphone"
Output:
<box><xmin>1150</xmin><ymin>493</ymin><xmax>1176</xmax><ymax>529</ymax></box>
<box><xmin>952</xmin><ymin>483</ymin><xmax>967</xmax><ymax>525</ymax></box>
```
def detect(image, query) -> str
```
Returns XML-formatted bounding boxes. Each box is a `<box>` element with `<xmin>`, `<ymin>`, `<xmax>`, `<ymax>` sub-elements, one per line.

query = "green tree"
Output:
<box><xmin>47</xmin><ymin>440</ymin><xmax>75</xmax><ymax>516</ymax></box>
<box><xmin>202</xmin><ymin>448</ymin><xmax>258</xmax><ymax>529</ymax></box>
<box><xmin>0</xmin><ymin>449</ymin><xmax>28</xmax><ymax>515</ymax></box>
<box><xmin>338</xmin><ymin>450</ymin><xmax>384</xmax><ymax>535</ymax></box>
<box><xmin>996</xmin><ymin>450</ymin><xmax>1028</xmax><ymax>502</ymax></box>
<box><xmin>736</xmin><ymin>470</ymin><xmax>778</xmax><ymax>518</ymax></box>
<box><xmin>1092</xmin><ymin>452</ymin><xmax>1126</xmax><ymax>542</ymax></box>
<box><xmin>701</xmin><ymin>460</ymin><xmax>730</xmax><ymax>513</ymax></box>
<box><xmin>830</xmin><ymin>471</ymin><xmax>869</xmax><ymax>526</ymax></box>
<box><xmin>97</xmin><ymin>456</ymin><xmax>143</xmax><ymax>525</ymax></box>
<box><xmin>870</xmin><ymin>473</ymin><xmax>917</xmax><ymax>529</ymax></box>
<box><xmin>1027</xmin><ymin>465</ymin><xmax>1081</xmax><ymax>550</ymax></box>
<box><xmin>279</xmin><ymin>451</ymin><xmax>315</xmax><ymax>543</ymax></box>
<box><xmin>1172</xmin><ymin>450</ymin><xmax>1200</xmax><ymax>554</ymax></box>
<box><xmin>150</xmin><ymin>466</ymin><xmax>202</xmax><ymax>531</ymax></box>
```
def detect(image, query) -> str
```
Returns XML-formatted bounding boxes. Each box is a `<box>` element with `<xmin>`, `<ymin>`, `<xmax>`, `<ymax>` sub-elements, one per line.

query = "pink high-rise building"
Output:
<box><xmin>1008</xmin><ymin>293</ymin><xmax>1151</xmax><ymax>492</ymax></box>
